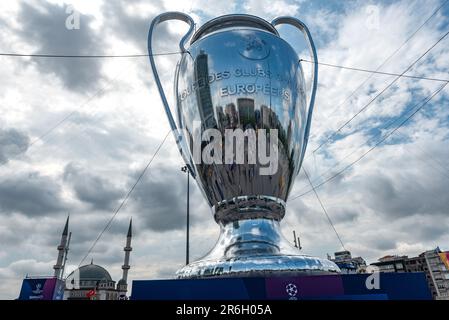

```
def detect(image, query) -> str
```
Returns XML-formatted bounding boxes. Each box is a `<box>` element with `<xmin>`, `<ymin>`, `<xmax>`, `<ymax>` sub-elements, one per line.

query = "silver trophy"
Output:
<box><xmin>148</xmin><ymin>12</ymin><xmax>340</xmax><ymax>278</ymax></box>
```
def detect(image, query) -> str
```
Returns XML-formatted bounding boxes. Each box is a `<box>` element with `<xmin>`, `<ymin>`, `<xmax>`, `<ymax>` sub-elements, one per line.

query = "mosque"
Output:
<box><xmin>53</xmin><ymin>217</ymin><xmax>133</xmax><ymax>300</ymax></box>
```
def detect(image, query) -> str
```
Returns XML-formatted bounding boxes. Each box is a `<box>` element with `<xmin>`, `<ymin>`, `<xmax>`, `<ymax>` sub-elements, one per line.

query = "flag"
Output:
<box><xmin>439</xmin><ymin>252</ymin><xmax>449</xmax><ymax>270</ymax></box>
<box><xmin>86</xmin><ymin>289</ymin><xmax>96</xmax><ymax>299</ymax></box>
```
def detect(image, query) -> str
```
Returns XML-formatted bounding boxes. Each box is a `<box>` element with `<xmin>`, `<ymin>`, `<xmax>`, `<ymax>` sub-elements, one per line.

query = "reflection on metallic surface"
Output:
<box><xmin>148</xmin><ymin>13</ymin><xmax>340</xmax><ymax>277</ymax></box>
<box><xmin>176</xmin><ymin>218</ymin><xmax>339</xmax><ymax>278</ymax></box>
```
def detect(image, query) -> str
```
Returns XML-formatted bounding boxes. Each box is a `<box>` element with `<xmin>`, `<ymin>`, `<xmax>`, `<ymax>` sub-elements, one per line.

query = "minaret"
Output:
<box><xmin>118</xmin><ymin>219</ymin><xmax>132</xmax><ymax>297</ymax></box>
<box><xmin>61</xmin><ymin>231</ymin><xmax>72</xmax><ymax>278</ymax></box>
<box><xmin>53</xmin><ymin>216</ymin><xmax>69</xmax><ymax>279</ymax></box>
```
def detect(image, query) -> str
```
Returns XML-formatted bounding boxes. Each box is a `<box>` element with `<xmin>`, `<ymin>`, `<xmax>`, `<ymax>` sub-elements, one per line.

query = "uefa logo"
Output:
<box><xmin>238</xmin><ymin>35</ymin><xmax>270</xmax><ymax>60</ymax></box>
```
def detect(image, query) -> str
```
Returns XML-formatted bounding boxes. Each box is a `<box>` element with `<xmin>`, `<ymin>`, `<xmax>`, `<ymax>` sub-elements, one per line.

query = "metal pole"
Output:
<box><xmin>186</xmin><ymin>170</ymin><xmax>190</xmax><ymax>266</ymax></box>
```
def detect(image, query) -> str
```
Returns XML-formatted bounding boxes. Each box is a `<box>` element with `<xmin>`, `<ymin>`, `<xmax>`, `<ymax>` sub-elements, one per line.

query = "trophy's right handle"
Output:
<box><xmin>148</xmin><ymin>12</ymin><xmax>196</xmax><ymax>174</ymax></box>
<box><xmin>271</xmin><ymin>17</ymin><xmax>318</xmax><ymax>162</ymax></box>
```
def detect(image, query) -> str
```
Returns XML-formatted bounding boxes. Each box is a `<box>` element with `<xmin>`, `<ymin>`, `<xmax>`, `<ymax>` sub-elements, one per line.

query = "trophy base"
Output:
<box><xmin>176</xmin><ymin>218</ymin><xmax>340</xmax><ymax>279</ymax></box>
<box><xmin>176</xmin><ymin>254</ymin><xmax>340</xmax><ymax>278</ymax></box>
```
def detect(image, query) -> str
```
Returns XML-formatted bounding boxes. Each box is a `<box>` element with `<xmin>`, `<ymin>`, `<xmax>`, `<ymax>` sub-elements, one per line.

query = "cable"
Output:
<box><xmin>400</xmin><ymin>138</ymin><xmax>449</xmax><ymax>181</ymax></box>
<box><xmin>317</xmin><ymin>0</ymin><xmax>449</xmax><ymax>124</ymax></box>
<box><xmin>312</xmin><ymin>29</ymin><xmax>449</xmax><ymax>154</ymax></box>
<box><xmin>0</xmin><ymin>52</ymin><xmax>180</xmax><ymax>58</ymax></box>
<box><xmin>28</xmin><ymin>76</ymin><xmax>116</xmax><ymax>148</ymax></box>
<box><xmin>300</xmin><ymin>59</ymin><xmax>449</xmax><ymax>83</ymax></box>
<box><xmin>292</xmin><ymin>82</ymin><xmax>448</xmax><ymax>200</ymax></box>
<box><xmin>9</xmin><ymin>51</ymin><xmax>181</xmax><ymax>152</ymax></box>
<box><xmin>289</xmin><ymin>81</ymin><xmax>448</xmax><ymax>201</ymax></box>
<box><xmin>303</xmin><ymin>168</ymin><xmax>346</xmax><ymax>251</ymax></box>
<box><xmin>293</xmin><ymin>89</ymin><xmax>443</xmax><ymax>196</ymax></box>
<box><xmin>1</xmin><ymin>50</ymin><xmax>447</xmax><ymax>84</ymax></box>
<box><xmin>78</xmin><ymin>130</ymin><xmax>171</xmax><ymax>266</ymax></box>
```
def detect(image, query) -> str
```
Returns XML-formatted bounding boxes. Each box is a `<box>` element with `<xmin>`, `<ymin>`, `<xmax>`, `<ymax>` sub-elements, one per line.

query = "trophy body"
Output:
<box><xmin>148</xmin><ymin>13</ymin><xmax>340</xmax><ymax>278</ymax></box>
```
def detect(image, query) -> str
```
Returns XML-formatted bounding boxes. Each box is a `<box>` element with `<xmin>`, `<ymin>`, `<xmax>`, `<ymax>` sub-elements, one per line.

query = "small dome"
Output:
<box><xmin>68</xmin><ymin>263</ymin><xmax>113</xmax><ymax>282</ymax></box>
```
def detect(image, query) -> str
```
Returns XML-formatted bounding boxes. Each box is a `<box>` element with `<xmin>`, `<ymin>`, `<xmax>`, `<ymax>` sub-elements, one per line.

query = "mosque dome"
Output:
<box><xmin>76</xmin><ymin>263</ymin><xmax>112</xmax><ymax>282</ymax></box>
<box><xmin>66</xmin><ymin>262</ymin><xmax>115</xmax><ymax>290</ymax></box>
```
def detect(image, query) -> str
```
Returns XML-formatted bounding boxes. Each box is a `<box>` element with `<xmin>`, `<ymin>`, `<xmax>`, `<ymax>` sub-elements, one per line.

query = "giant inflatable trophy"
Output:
<box><xmin>148</xmin><ymin>12</ymin><xmax>340</xmax><ymax>278</ymax></box>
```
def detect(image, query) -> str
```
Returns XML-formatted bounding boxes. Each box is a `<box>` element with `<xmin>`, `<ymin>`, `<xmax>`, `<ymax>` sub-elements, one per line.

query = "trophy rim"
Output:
<box><xmin>190</xmin><ymin>13</ymin><xmax>279</xmax><ymax>44</ymax></box>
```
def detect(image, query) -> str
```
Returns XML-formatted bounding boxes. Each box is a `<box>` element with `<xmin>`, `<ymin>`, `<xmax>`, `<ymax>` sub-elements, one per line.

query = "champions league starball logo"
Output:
<box><xmin>285</xmin><ymin>283</ymin><xmax>298</xmax><ymax>300</ymax></box>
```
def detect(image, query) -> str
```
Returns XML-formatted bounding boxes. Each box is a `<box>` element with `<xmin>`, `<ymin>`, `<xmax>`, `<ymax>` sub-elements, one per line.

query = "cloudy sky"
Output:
<box><xmin>0</xmin><ymin>0</ymin><xmax>448</xmax><ymax>299</ymax></box>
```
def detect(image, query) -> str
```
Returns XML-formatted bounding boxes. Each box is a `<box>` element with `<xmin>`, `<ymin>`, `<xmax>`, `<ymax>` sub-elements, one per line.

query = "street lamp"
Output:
<box><xmin>181</xmin><ymin>165</ymin><xmax>190</xmax><ymax>265</ymax></box>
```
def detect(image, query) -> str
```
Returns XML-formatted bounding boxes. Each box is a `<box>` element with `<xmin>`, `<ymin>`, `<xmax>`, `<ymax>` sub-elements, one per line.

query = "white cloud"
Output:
<box><xmin>243</xmin><ymin>0</ymin><xmax>302</xmax><ymax>20</ymax></box>
<box><xmin>0</xmin><ymin>0</ymin><xmax>448</xmax><ymax>300</ymax></box>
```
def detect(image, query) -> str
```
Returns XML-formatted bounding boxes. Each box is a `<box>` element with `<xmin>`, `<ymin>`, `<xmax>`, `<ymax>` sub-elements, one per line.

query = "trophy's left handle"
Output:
<box><xmin>148</xmin><ymin>12</ymin><xmax>196</xmax><ymax>175</ymax></box>
<box><xmin>271</xmin><ymin>17</ymin><xmax>318</xmax><ymax>162</ymax></box>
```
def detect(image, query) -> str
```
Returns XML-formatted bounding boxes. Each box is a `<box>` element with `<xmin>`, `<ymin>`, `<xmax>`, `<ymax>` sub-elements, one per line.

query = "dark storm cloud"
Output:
<box><xmin>0</xmin><ymin>128</ymin><xmax>29</xmax><ymax>164</ymax></box>
<box><xmin>67</xmin><ymin>215</ymin><xmax>129</xmax><ymax>247</ymax></box>
<box><xmin>3</xmin><ymin>259</ymin><xmax>53</xmax><ymax>279</ymax></box>
<box><xmin>0</xmin><ymin>212</ymin><xmax>130</xmax><ymax>269</ymax></box>
<box><xmin>102</xmin><ymin>0</ymin><xmax>179</xmax><ymax>53</ymax></box>
<box><xmin>331</xmin><ymin>208</ymin><xmax>359</xmax><ymax>224</ymax></box>
<box><xmin>101</xmin><ymin>0</ymin><xmax>185</xmax><ymax>88</ymax></box>
<box><xmin>19</xmin><ymin>213</ymin><xmax>132</xmax><ymax>266</ymax></box>
<box><xmin>361</xmin><ymin>172</ymin><xmax>449</xmax><ymax>218</ymax></box>
<box><xmin>155</xmin><ymin>265</ymin><xmax>179</xmax><ymax>279</ymax></box>
<box><xmin>63</xmin><ymin>162</ymin><xmax>122</xmax><ymax>210</ymax></box>
<box><xmin>18</xmin><ymin>2</ymin><xmax>103</xmax><ymax>92</ymax></box>
<box><xmin>0</xmin><ymin>172</ymin><xmax>65</xmax><ymax>216</ymax></box>
<box><xmin>405</xmin><ymin>221</ymin><xmax>448</xmax><ymax>241</ymax></box>
<box><xmin>131</xmin><ymin>165</ymin><xmax>186</xmax><ymax>232</ymax></box>
<box><xmin>372</xmin><ymin>238</ymin><xmax>397</xmax><ymax>251</ymax></box>
<box><xmin>294</xmin><ymin>165</ymin><xmax>348</xmax><ymax>197</ymax></box>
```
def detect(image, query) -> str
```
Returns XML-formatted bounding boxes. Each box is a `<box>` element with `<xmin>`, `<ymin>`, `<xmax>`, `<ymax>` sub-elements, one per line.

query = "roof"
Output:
<box><xmin>378</xmin><ymin>255</ymin><xmax>408</xmax><ymax>262</ymax></box>
<box><xmin>68</xmin><ymin>263</ymin><xmax>113</xmax><ymax>282</ymax></box>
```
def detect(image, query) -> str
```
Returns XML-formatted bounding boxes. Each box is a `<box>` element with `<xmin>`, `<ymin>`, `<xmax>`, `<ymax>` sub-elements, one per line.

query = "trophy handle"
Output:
<box><xmin>148</xmin><ymin>12</ymin><xmax>196</xmax><ymax>175</ymax></box>
<box><xmin>271</xmin><ymin>17</ymin><xmax>318</xmax><ymax>158</ymax></box>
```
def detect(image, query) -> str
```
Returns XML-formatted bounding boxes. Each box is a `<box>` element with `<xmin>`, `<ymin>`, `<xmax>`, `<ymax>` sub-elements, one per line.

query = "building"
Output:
<box><xmin>420</xmin><ymin>248</ymin><xmax>449</xmax><ymax>300</ymax></box>
<box><xmin>64</xmin><ymin>262</ymin><xmax>119</xmax><ymax>300</ymax></box>
<box><xmin>331</xmin><ymin>250</ymin><xmax>367</xmax><ymax>274</ymax></box>
<box><xmin>50</xmin><ymin>217</ymin><xmax>133</xmax><ymax>300</ymax></box>
<box><xmin>371</xmin><ymin>255</ymin><xmax>408</xmax><ymax>273</ymax></box>
<box><xmin>18</xmin><ymin>218</ymin><xmax>132</xmax><ymax>300</ymax></box>
<box><xmin>370</xmin><ymin>247</ymin><xmax>449</xmax><ymax>300</ymax></box>
<box><xmin>237</xmin><ymin>98</ymin><xmax>255</xmax><ymax>127</ymax></box>
<box><xmin>194</xmin><ymin>50</ymin><xmax>216</xmax><ymax>129</ymax></box>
